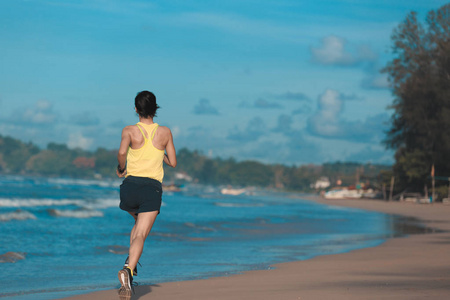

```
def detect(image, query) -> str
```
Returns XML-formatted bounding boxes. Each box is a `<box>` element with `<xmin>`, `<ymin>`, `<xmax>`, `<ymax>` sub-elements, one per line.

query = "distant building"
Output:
<box><xmin>312</xmin><ymin>177</ymin><xmax>330</xmax><ymax>189</ymax></box>
<box><xmin>175</xmin><ymin>172</ymin><xmax>193</xmax><ymax>182</ymax></box>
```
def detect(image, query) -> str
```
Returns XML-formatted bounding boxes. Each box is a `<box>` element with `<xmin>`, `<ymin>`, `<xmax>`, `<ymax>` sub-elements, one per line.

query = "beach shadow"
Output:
<box><xmin>118</xmin><ymin>284</ymin><xmax>159</xmax><ymax>300</ymax></box>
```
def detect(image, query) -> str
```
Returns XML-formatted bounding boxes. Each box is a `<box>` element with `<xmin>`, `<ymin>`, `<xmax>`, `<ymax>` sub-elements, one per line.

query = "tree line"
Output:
<box><xmin>0</xmin><ymin>134</ymin><xmax>389</xmax><ymax>191</ymax></box>
<box><xmin>170</xmin><ymin>148</ymin><xmax>390</xmax><ymax>191</ymax></box>
<box><xmin>0</xmin><ymin>135</ymin><xmax>117</xmax><ymax>178</ymax></box>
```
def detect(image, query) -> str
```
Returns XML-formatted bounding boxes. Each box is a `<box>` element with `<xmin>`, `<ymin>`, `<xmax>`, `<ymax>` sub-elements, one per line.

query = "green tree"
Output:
<box><xmin>228</xmin><ymin>161</ymin><xmax>273</xmax><ymax>187</ymax></box>
<box><xmin>215</xmin><ymin>157</ymin><xmax>237</xmax><ymax>184</ymax></box>
<box><xmin>383</xmin><ymin>4</ymin><xmax>450</xmax><ymax>191</ymax></box>
<box><xmin>94</xmin><ymin>147</ymin><xmax>117</xmax><ymax>178</ymax></box>
<box><xmin>0</xmin><ymin>135</ymin><xmax>39</xmax><ymax>173</ymax></box>
<box><xmin>26</xmin><ymin>143</ymin><xmax>72</xmax><ymax>176</ymax></box>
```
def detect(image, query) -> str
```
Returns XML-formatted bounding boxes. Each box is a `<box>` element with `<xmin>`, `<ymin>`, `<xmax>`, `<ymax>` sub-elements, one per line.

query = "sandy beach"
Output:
<box><xmin>61</xmin><ymin>198</ymin><xmax>450</xmax><ymax>300</ymax></box>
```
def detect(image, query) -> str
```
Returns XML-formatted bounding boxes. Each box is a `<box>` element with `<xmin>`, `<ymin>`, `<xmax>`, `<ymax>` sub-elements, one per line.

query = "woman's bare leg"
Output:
<box><xmin>127</xmin><ymin>211</ymin><xmax>158</xmax><ymax>273</ymax></box>
<box><xmin>127</xmin><ymin>212</ymin><xmax>138</xmax><ymax>246</ymax></box>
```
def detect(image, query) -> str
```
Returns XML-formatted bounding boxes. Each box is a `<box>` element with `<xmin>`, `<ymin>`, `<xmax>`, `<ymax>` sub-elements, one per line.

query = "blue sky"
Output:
<box><xmin>0</xmin><ymin>0</ymin><xmax>447</xmax><ymax>165</ymax></box>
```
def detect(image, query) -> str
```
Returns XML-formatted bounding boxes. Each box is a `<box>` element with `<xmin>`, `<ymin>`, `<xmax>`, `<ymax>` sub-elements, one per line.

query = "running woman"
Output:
<box><xmin>116</xmin><ymin>91</ymin><xmax>177</xmax><ymax>295</ymax></box>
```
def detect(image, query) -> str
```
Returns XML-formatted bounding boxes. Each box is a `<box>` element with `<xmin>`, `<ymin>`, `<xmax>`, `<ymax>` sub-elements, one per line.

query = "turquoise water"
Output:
<box><xmin>0</xmin><ymin>175</ymin><xmax>406</xmax><ymax>299</ymax></box>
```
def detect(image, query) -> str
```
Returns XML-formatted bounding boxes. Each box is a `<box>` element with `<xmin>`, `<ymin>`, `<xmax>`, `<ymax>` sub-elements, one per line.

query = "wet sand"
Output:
<box><xmin>61</xmin><ymin>197</ymin><xmax>450</xmax><ymax>300</ymax></box>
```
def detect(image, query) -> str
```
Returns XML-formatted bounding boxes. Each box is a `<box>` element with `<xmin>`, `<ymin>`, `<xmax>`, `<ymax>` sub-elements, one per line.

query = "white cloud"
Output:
<box><xmin>307</xmin><ymin>89</ymin><xmax>389</xmax><ymax>142</ymax></box>
<box><xmin>171</xmin><ymin>126</ymin><xmax>180</xmax><ymax>138</ymax></box>
<box><xmin>362</xmin><ymin>72</ymin><xmax>390</xmax><ymax>89</ymax></box>
<box><xmin>311</xmin><ymin>36</ymin><xmax>354</xmax><ymax>65</ymax></box>
<box><xmin>308</xmin><ymin>89</ymin><xmax>343</xmax><ymax>137</ymax></box>
<box><xmin>67</xmin><ymin>132</ymin><xmax>93</xmax><ymax>150</ymax></box>
<box><xmin>173</xmin><ymin>111</ymin><xmax>390</xmax><ymax>165</ymax></box>
<box><xmin>311</xmin><ymin>36</ymin><xmax>377</xmax><ymax>66</ymax></box>
<box><xmin>19</xmin><ymin>100</ymin><xmax>57</xmax><ymax>125</ymax></box>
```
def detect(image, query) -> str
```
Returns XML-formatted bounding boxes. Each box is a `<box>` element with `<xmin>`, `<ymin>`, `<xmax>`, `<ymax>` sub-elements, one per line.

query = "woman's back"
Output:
<box><xmin>128</xmin><ymin>122</ymin><xmax>171</xmax><ymax>151</ymax></box>
<box><xmin>126</xmin><ymin>122</ymin><xmax>169</xmax><ymax>183</ymax></box>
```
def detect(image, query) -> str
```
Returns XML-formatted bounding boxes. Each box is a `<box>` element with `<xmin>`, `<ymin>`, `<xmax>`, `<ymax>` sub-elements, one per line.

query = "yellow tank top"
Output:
<box><xmin>126</xmin><ymin>122</ymin><xmax>165</xmax><ymax>183</ymax></box>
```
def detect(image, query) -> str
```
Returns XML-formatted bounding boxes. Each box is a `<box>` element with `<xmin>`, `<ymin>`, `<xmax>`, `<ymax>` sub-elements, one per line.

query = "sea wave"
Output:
<box><xmin>0</xmin><ymin>210</ymin><xmax>37</xmax><ymax>222</ymax></box>
<box><xmin>80</xmin><ymin>198</ymin><xmax>119</xmax><ymax>209</ymax></box>
<box><xmin>47</xmin><ymin>177</ymin><xmax>122</xmax><ymax>188</ymax></box>
<box><xmin>47</xmin><ymin>208</ymin><xmax>104</xmax><ymax>218</ymax></box>
<box><xmin>214</xmin><ymin>202</ymin><xmax>264</xmax><ymax>208</ymax></box>
<box><xmin>0</xmin><ymin>197</ymin><xmax>119</xmax><ymax>209</ymax></box>
<box><xmin>0</xmin><ymin>198</ymin><xmax>84</xmax><ymax>208</ymax></box>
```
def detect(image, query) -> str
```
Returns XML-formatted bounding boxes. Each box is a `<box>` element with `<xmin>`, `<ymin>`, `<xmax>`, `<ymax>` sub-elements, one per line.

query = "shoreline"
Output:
<box><xmin>61</xmin><ymin>197</ymin><xmax>450</xmax><ymax>299</ymax></box>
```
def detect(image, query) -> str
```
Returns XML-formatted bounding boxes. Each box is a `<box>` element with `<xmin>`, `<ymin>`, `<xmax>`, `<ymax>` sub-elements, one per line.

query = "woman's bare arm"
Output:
<box><xmin>163</xmin><ymin>129</ymin><xmax>177</xmax><ymax>168</ymax></box>
<box><xmin>117</xmin><ymin>127</ymin><xmax>131</xmax><ymax>177</ymax></box>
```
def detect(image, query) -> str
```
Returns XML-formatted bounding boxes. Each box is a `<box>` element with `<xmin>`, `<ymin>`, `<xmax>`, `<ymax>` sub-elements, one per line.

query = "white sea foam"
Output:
<box><xmin>47</xmin><ymin>177</ymin><xmax>121</xmax><ymax>188</ymax></box>
<box><xmin>0</xmin><ymin>197</ymin><xmax>120</xmax><ymax>209</ymax></box>
<box><xmin>80</xmin><ymin>198</ymin><xmax>119</xmax><ymax>209</ymax></box>
<box><xmin>0</xmin><ymin>210</ymin><xmax>37</xmax><ymax>222</ymax></box>
<box><xmin>0</xmin><ymin>198</ymin><xmax>84</xmax><ymax>208</ymax></box>
<box><xmin>48</xmin><ymin>209</ymin><xmax>104</xmax><ymax>218</ymax></box>
<box><xmin>0</xmin><ymin>175</ymin><xmax>26</xmax><ymax>183</ymax></box>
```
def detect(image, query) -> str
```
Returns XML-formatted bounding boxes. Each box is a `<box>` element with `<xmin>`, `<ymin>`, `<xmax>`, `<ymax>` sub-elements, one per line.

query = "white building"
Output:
<box><xmin>174</xmin><ymin>172</ymin><xmax>193</xmax><ymax>182</ymax></box>
<box><xmin>312</xmin><ymin>177</ymin><xmax>330</xmax><ymax>189</ymax></box>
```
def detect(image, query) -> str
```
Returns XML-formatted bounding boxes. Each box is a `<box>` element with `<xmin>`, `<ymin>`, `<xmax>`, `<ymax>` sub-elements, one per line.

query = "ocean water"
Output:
<box><xmin>0</xmin><ymin>175</ymin><xmax>423</xmax><ymax>299</ymax></box>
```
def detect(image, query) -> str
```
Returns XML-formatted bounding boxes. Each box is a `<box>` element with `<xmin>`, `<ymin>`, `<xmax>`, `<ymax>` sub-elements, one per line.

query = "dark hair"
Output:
<box><xmin>135</xmin><ymin>91</ymin><xmax>160</xmax><ymax>118</ymax></box>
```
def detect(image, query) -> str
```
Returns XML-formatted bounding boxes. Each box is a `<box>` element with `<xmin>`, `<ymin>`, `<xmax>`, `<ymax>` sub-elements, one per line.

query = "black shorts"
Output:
<box><xmin>119</xmin><ymin>176</ymin><xmax>163</xmax><ymax>214</ymax></box>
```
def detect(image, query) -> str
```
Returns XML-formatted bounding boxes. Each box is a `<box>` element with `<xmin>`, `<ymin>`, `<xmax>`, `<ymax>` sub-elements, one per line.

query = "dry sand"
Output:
<box><xmin>61</xmin><ymin>198</ymin><xmax>450</xmax><ymax>300</ymax></box>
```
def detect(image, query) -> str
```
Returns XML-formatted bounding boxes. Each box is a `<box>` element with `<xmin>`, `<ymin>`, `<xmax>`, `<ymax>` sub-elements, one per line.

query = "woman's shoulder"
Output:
<box><xmin>122</xmin><ymin>124</ymin><xmax>141</xmax><ymax>135</ymax></box>
<box><xmin>156</xmin><ymin>125</ymin><xmax>173</xmax><ymax>136</ymax></box>
<box><xmin>122</xmin><ymin>124</ymin><xmax>138</xmax><ymax>131</ymax></box>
